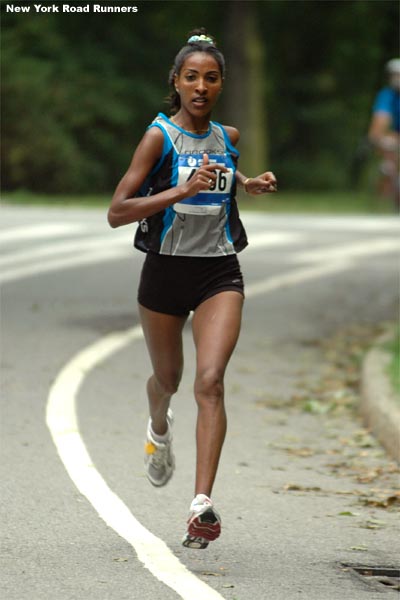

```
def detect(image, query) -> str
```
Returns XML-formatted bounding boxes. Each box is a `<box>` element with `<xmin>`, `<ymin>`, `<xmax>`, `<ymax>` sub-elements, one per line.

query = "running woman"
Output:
<box><xmin>108</xmin><ymin>28</ymin><xmax>277</xmax><ymax>549</ymax></box>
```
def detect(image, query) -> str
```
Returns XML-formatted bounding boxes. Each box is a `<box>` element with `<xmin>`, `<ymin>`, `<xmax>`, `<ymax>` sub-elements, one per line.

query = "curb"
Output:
<box><xmin>360</xmin><ymin>342</ymin><xmax>400</xmax><ymax>463</ymax></box>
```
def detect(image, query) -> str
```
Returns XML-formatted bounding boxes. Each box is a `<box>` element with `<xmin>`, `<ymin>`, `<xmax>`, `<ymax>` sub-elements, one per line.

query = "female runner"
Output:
<box><xmin>108</xmin><ymin>28</ymin><xmax>277</xmax><ymax>549</ymax></box>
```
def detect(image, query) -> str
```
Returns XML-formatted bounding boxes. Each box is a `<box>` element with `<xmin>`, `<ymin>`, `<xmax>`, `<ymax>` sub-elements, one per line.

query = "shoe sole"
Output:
<box><xmin>182</xmin><ymin>508</ymin><xmax>221</xmax><ymax>549</ymax></box>
<box><xmin>182</xmin><ymin>534</ymin><xmax>210</xmax><ymax>550</ymax></box>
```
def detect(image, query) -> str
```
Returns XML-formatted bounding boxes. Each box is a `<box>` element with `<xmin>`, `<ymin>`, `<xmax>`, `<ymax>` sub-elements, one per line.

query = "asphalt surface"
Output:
<box><xmin>1</xmin><ymin>204</ymin><xmax>400</xmax><ymax>600</ymax></box>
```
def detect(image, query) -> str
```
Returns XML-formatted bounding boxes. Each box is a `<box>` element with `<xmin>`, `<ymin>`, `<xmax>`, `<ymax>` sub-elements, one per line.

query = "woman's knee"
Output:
<box><xmin>194</xmin><ymin>368</ymin><xmax>224</xmax><ymax>404</ymax></box>
<box><xmin>152</xmin><ymin>368</ymin><xmax>182</xmax><ymax>396</ymax></box>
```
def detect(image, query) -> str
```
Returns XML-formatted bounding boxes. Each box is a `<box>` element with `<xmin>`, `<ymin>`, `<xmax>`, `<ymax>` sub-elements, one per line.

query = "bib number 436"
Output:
<box><xmin>181</xmin><ymin>166</ymin><xmax>232</xmax><ymax>194</ymax></box>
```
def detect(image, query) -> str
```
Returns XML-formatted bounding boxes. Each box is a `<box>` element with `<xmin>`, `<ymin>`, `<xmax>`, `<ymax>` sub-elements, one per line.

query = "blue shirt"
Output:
<box><xmin>373</xmin><ymin>87</ymin><xmax>400</xmax><ymax>132</ymax></box>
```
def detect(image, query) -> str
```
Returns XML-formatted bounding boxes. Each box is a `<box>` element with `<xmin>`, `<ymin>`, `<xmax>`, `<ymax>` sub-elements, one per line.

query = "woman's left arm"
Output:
<box><xmin>224</xmin><ymin>125</ymin><xmax>278</xmax><ymax>195</ymax></box>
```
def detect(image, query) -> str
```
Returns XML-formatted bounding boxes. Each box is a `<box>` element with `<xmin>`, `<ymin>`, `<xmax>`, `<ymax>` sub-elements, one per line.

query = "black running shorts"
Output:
<box><xmin>138</xmin><ymin>252</ymin><xmax>245</xmax><ymax>316</ymax></box>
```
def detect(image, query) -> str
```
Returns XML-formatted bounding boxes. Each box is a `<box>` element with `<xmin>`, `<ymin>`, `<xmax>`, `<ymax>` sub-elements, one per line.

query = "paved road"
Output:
<box><xmin>1</xmin><ymin>205</ymin><xmax>399</xmax><ymax>600</ymax></box>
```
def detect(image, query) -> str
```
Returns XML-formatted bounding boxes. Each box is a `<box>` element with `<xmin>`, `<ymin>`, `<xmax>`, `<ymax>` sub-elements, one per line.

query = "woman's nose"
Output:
<box><xmin>195</xmin><ymin>79</ymin><xmax>207</xmax><ymax>93</ymax></box>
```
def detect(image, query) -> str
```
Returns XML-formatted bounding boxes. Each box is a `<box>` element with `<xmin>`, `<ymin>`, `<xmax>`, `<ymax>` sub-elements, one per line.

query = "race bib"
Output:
<box><xmin>173</xmin><ymin>154</ymin><xmax>234</xmax><ymax>215</ymax></box>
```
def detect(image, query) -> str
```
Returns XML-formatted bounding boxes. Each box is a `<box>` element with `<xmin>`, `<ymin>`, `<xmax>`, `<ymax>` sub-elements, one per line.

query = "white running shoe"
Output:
<box><xmin>144</xmin><ymin>409</ymin><xmax>175</xmax><ymax>487</ymax></box>
<box><xmin>182</xmin><ymin>494</ymin><xmax>221</xmax><ymax>549</ymax></box>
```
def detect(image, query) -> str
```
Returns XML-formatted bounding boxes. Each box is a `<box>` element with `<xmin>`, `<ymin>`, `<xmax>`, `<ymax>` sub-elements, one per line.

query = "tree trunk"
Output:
<box><xmin>222</xmin><ymin>1</ymin><xmax>268</xmax><ymax>176</ymax></box>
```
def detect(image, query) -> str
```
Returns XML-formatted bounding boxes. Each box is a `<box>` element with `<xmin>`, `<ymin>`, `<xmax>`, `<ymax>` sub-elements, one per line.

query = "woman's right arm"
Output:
<box><xmin>108</xmin><ymin>127</ymin><xmax>176</xmax><ymax>227</ymax></box>
<box><xmin>108</xmin><ymin>128</ymin><xmax>227</xmax><ymax>228</ymax></box>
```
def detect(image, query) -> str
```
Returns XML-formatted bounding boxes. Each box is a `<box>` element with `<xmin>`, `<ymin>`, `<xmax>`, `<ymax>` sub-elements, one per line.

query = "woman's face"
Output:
<box><xmin>174</xmin><ymin>52</ymin><xmax>223</xmax><ymax>118</ymax></box>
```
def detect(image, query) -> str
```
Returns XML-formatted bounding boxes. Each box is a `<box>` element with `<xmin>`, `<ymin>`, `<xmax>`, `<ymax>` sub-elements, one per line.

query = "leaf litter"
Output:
<box><xmin>259</xmin><ymin>323</ymin><xmax>400</xmax><ymax>512</ymax></box>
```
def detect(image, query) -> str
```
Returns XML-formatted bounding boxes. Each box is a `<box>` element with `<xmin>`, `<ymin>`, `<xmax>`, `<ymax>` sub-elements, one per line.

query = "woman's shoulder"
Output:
<box><xmin>135</xmin><ymin>121</ymin><xmax>165</xmax><ymax>161</ymax></box>
<box><xmin>215</xmin><ymin>124</ymin><xmax>240</xmax><ymax>146</ymax></box>
<box><xmin>141</xmin><ymin>125</ymin><xmax>164</xmax><ymax>145</ymax></box>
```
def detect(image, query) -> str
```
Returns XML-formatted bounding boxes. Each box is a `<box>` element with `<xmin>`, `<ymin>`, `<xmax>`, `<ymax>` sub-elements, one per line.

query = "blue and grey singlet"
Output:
<box><xmin>134</xmin><ymin>113</ymin><xmax>248</xmax><ymax>257</ymax></box>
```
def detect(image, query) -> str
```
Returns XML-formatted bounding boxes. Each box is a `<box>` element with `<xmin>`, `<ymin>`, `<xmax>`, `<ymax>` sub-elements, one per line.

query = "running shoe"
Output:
<box><xmin>182</xmin><ymin>494</ymin><xmax>221</xmax><ymax>549</ymax></box>
<box><xmin>144</xmin><ymin>409</ymin><xmax>175</xmax><ymax>487</ymax></box>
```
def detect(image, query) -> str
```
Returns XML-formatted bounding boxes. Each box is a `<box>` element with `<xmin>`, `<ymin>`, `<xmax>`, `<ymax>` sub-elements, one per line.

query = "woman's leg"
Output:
<box><xmin>139</xmin><ymin>304</ymin><xmax>188</xmax><ymax>435</ymax></box>
<box><xmin>191</xmin><ymin>291</ymin><xmax>244</xmax><ymax>497</ymax></box>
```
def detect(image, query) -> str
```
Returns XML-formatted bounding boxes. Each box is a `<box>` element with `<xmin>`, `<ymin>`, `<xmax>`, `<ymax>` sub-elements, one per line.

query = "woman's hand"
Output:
<box><xmin>181</xmin><ymin>154</ymin><xmax>228</xmax><ymax>197</ymax></box>
<box><xmin>244</xmin><ymin>172</ymin><xmax>277</xmax><ymax>195</ymax></box>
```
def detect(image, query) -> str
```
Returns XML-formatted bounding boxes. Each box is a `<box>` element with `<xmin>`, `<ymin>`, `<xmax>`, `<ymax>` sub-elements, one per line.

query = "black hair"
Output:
<box><xmin>167</xmin><ymin>28</ymin><xmax>225</xmax><ymax>114</ymax></box>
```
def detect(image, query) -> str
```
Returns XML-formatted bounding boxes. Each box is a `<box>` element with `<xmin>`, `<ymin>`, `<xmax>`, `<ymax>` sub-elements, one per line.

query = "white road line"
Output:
<box><xmin>294</xmin><ymin>238</ymin><xmax>400</xmax><ymax>263</ymax></box>
<box><xmin>46</xmin><ymin>258</ymin><xmax>360</xmax><ymax>600</ymax></box>
<box><xmin>245</xmin><ymin>231</ymin><xmax>304</xmax><ymax>249</ymax></box>
<box><xmin>46</xmin><ymin>327</ymin><xmax>225</xmax><ymax>600</ymax></box>
<box><xmin>245</xmin><ymin>260</ymin><xmax>353</xmax><ymax>297</ymax></box>
<box><xmin>0</xmin><ymin>247</ymin><xmax>130</xmax><ymax>285</ymax></box>
<box><xmin>0</xmin><ymin>223</ymin><xmax>90</xmax><ymax>243</ymax></box>
<box><xmin>0</xmin><ymin>232</ymin><xmax>298</xmax><ymax>272</ymax></box>
<box><xmin>0</xmin><ymin>234</ymin><xmax>133</xmax><ymax>269</ymax></box>
<box><xmin>241</xmin><ymin>213</ymin><xmax>400</xmax><ymax>232</ymax></box>
<box><xmin>0</xmin><ymin>229</ymin><xmax>299</xmax><ymax>286</ymax></box>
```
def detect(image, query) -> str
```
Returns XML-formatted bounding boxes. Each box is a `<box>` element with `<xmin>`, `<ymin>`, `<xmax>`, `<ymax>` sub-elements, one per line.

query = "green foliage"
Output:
<box><xmin>385</xmin><ymin>328</ymin><xmax>400</xmax><ymax>398</ymax></box>
<box><xmin>261</xmin><ymin>0</ymin><xmax>399</xmax><ymax>190</ymax></box>
<box><xmin>2</xmin><ymin>7</ymin><xmax>161</xmax><ymax>192</ymax></box>
<box><xmin>1</xmin><ymin>1</ymin><xmax>399</xmax><ymax>194</ymax></box>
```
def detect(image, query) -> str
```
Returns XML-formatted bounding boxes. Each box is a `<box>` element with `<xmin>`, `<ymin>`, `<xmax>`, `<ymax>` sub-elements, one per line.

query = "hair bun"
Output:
<box><xmin>186</xmin><ymin>28</ymin><xmax>216</xmax><ymax>46</ymax></box>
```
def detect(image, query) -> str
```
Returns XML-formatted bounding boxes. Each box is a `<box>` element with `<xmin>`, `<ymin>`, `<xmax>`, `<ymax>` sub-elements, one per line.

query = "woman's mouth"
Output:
<box><xmin>192</xmin><ymin>97</ymin><xmax>208</xmax><ymax>107</ymax></box>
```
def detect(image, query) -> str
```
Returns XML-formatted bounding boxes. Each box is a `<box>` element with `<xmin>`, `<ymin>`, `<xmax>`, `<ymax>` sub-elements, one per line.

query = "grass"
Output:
<box><xmin>239</xmin><ymin>190</ymin><xmax>394</xmax><ymax>214</ymax></box>
<box><xmin>1</xmin><ymin>189</ymin><xmax>396</xmax><ymax>214</ymax></box>
<box><xmin>385</xmin><ymin>327</ymin><xmax>400</xmax><ymax>399</ymax></box>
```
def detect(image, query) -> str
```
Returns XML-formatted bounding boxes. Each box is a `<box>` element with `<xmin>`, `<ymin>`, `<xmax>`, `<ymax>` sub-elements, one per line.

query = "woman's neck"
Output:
<box><xmin>170</xmin><ymin>113</ymin><xmax>210</xmax><ymax>134</ymax></box>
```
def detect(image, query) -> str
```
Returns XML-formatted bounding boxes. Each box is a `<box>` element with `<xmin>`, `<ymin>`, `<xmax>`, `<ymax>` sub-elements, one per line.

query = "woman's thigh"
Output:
<box><xmin>139</xmin><ymin>304</ymin><xmax>188</xmax><ymax>383</ymax></box>
<box><xmin>191</xmin><ymin>291</ymin><xmax>244</xmax><ymax>378</ymax></box>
